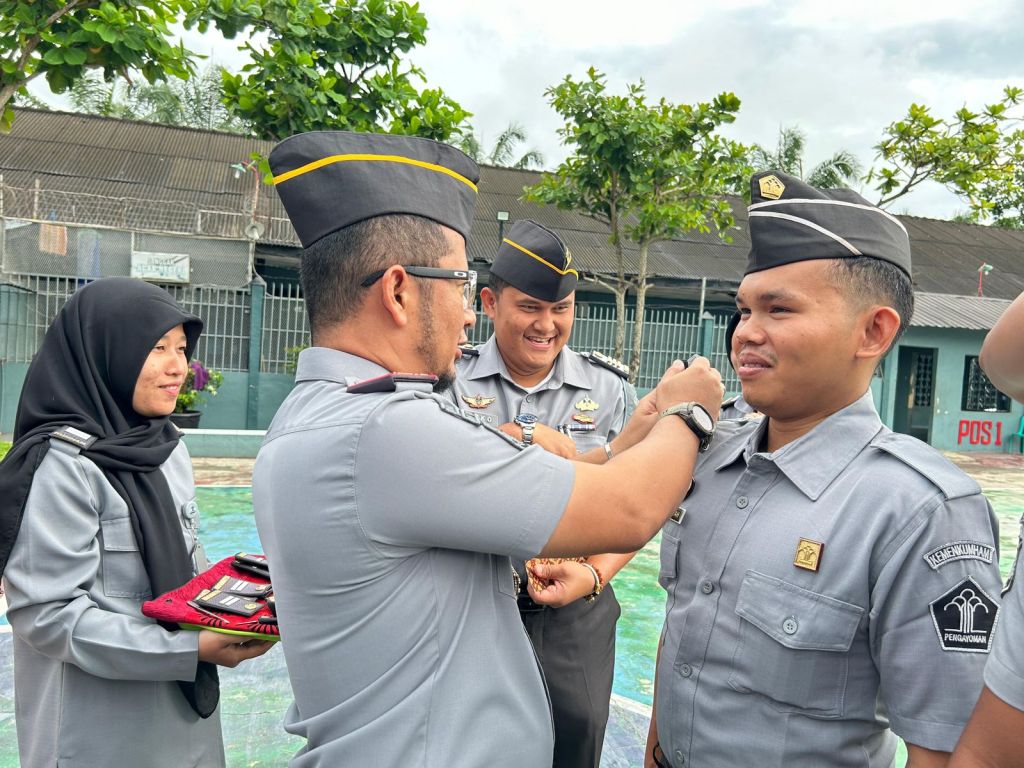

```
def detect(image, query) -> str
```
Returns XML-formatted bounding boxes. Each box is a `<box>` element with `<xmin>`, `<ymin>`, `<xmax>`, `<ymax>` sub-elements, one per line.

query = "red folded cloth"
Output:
<box><xmin>142</xmin><ymin>554</ymin><xmax>280</xmax><ymax>641</ymax></box>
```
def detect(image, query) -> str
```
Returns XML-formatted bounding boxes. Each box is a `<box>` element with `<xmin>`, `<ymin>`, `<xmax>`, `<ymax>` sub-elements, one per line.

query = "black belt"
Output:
<box><xmin>517</xmin><ymin>590</ymin><xmax>547</xmax><ymax>613</ymax></box>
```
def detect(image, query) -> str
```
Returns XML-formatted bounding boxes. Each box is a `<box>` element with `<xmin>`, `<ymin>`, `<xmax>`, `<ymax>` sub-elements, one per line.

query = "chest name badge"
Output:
<box><xmin>461</xmin><ymin>394</ymin><xmax>496</xmax><ymax>409</ymax></box>
<box><xmin>572</xmin><ymin>413</ymin><xmax>595</xmax><ymax>424</ymax></box>
<box><xmin>575</xmin><ymin>396</ymin><xmax>599</xmax><ymax>412</ymax></box>
<box><xmin>793</xmin><ymin>538</ymin><xmax>824</xmax><ymax>572</ymax></box>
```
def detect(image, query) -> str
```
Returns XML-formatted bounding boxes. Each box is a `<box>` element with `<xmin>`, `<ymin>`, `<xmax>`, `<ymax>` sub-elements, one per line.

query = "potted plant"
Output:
<box><xmin>171</xmin><ymin>360</ymin><xmax>223</xmax><ymax>429</ymax></box>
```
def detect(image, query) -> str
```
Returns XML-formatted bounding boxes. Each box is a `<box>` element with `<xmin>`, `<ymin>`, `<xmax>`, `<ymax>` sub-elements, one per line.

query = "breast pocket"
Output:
<box><xmin>99</xmin><ymin>517</ymin><xmax>151</xmax><ymax>599</ymax></box>
<box><xmin>728</xmin><ymin>570</ymin><xmax>864</xmax><ymax>718</ymax></box>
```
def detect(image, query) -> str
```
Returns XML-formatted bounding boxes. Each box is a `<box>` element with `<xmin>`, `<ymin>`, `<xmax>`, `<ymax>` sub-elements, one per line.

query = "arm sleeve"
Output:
<box><xmin>871</xmin><ymin>491</ymin><xmax>1003</xmax><ymax>751</ymax></box>
<box><xmin>985</xmin><ymin>538</ymin><xmax>1024</xmax><ymax>710</ymax></box>
<box><xmin>355</xmin><ymin>396</ymin><xmax>575</xmax><ymax>560</ymax></box>
<box><xmin>3</xmin><ymin>447</ymin><xmax>200</xmax><ymax>682</ymax></box>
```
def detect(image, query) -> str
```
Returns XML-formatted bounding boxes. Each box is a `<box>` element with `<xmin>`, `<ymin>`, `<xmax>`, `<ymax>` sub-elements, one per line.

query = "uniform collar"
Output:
<box><xmin>294</xmin><ymin>346</ymin><xmax>388</xmax><ymax>385</ymax></box>
<box><xmin>463</xmin><ymin>336</ymin><xmax>592</xmax><ymax>391</ymax></box>
<box><xmin>716</xmin><ymin>391</ymin><xmax>884</xmax><ymax>501</ymax></box>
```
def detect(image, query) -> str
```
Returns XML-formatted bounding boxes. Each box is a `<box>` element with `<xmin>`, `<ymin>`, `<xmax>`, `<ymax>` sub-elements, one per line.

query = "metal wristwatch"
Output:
<box><xmin>660</xmin><ymin>402</ymin><xmax>716</xmax><ymax>452</ymax></box>
<box><xmin>514</xmin><ymin>413</ymin><xmax>538</xmax><ymax>446</ymax></box>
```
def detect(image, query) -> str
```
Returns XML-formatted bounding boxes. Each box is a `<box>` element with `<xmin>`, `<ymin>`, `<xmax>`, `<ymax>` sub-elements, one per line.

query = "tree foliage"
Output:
<box><xmin>749</xmin><ymin>125</ymin><xmax>862</xmax><ymax>189</ymax></box>
<box><xmin>525</xmin><ymin>68</ymin><xmax>748</xmax><ymax>380</ymax></box>
<box><xmin>459</xmin><ymin>122</ymin><xmax>545</xmax><ymax>169</ymax></box>
<box><xmin>53</xmin><ymin>65</ymin><xmax>245</xmax><ymax>132</ymax></box>
<box><xmin>0</xmin><ymin>0</ymin><xmax>204</xmax><ymax>130</ymax></box>
<box><xmin>218</xmin><ymin>0</ymin><xmax>469</xmax><ymax>141</ymax></box>
<box><xmin>867</xmin><ymin>86</ymin><xmax>1024</xmax><ymax>225</ymax></box>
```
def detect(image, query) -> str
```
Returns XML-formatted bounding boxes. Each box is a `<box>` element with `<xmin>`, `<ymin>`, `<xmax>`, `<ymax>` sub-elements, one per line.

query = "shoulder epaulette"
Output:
<box><xmin>872</xmin><ymin>432</ymin><xmax>980</xmax><ymax>500</ymax></box>
<box><xmin>458</xmin><ymin>344</ymin><xmax>480</xmax><ymax>358</ymax></box>
<box><xmin>586</xmin><ymin>350</ymin><xmax>629</xmax><ymax>379</ymax></box>
<box><xmin>347</xmin><ymin>372</ymin><xmax>438</xmax><ymax>394</ymax></box>
<box><xmin>50</xmin><ymin>425</ymin><xmax>98</xmax><ymax>450</ymax></box>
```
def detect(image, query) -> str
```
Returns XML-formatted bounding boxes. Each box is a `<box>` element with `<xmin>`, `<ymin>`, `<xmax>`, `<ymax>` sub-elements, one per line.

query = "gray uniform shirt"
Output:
<box><xmin>452</xmin><ymin>337</ymin><xmax>637</xmax><ymax>454</ymax></box>
<box><xmin>985</xmin><ymin>526</ymin><xmax>1024</xmax><ymax>709</ymax></box>
<box><xmin>656</xmin><ymin>392</ymin><xmax>1002</xmax><ymax>768</ymax></box>
<box><xmin>252</xmin><ymin>347</ymin><xmax>575</xmax><ymax>768</ymax></box>
<box><xmin>3</xmin><ymin>440</ymin><xmax>221</xmax><ymax>768</ymax></box>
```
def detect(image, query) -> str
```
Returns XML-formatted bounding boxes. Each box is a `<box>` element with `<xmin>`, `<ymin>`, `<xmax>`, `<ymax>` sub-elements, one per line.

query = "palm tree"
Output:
<box><xmin>459</xmin><ymin>122</ymin><xmax>544</xmax><ymax>169</ymax></box>
<box><xmin>749</xmin><ymin>126</ymin><xmax>862</xmax><ymax>188</ymax></box>
<box><xmin>53</xmin><ymin>67</ymin><xmax>245</xmax><ymax>133</ymax></box>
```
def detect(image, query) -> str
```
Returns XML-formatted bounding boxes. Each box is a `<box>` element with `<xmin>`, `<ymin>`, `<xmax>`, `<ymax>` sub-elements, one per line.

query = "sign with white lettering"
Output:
<box><xmin>131</xmin><ymin>251</ymin><xmax>190</xmax><ymax>284</ymax></box>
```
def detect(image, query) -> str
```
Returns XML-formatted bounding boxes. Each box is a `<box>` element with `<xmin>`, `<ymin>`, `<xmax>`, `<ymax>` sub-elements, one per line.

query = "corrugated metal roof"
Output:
<box><xmin>4</xmin><ymin>108</ymin><xmax>1024</xmax><ymax>304</ymax></box>
<box><xmin>911</xmin><ymin>292</ymin><xmax>1012</xmax><ymax>330</ymax></box>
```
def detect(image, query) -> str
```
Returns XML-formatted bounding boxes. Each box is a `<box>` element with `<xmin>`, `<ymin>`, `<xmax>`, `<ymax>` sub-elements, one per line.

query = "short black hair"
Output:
<box><xmin>826</xmin><ymin>258</ymin><xmax>915</xmax><ymax>350</ymax></box>
<box><xmin>300</xmin><ymin>215</ymin><xmax>449</xmax><ymax>338</ymax></box>
<box><xmin>486</xmin><ymin>274</ymin><xmax>510</xmax><ymax>296</ymax></box>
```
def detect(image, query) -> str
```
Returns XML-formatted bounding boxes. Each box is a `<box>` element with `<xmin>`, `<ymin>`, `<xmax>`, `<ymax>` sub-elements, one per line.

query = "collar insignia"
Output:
<box><xmin>461</xmin><ymin>393</ymin><xmax>496</xmax><ymax>409</ymax></box>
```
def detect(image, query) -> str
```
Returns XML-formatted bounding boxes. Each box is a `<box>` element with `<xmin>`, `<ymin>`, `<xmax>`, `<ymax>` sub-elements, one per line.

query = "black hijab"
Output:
<box><xmin>0</xmin><ymin>277</ymin><xmax>219</xmax><ymax>717</ymax></box>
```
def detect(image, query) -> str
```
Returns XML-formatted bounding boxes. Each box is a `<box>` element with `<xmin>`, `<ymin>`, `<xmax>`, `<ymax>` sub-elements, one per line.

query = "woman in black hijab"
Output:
<box><xmin>0</xmin><ymin>278</ymin><xmax>270</xmax><ymax>768</ymax></box>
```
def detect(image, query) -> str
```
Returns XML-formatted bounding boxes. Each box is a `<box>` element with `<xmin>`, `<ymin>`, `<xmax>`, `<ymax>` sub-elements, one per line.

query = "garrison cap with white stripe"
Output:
<box><xmin>746</xmin><ymin>170</ymin><xmax>911</xmax><ymax>277</ymax></box>
<box><xmin>490</xmin><ymin>219</ymin><xmax>578</xmax><ymax>302</ymax></box>
<box><xmin>269</xmin><ymin>131</ymin><xmax>480</xmax><ymax>248</ymax></box>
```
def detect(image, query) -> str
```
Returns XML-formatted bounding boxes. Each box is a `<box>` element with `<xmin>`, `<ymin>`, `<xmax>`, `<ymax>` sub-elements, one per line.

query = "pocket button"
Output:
<box><xmin>782</xmin><ymin>616</ymin><xmax>799</xmax><ymax>635</ymax></box>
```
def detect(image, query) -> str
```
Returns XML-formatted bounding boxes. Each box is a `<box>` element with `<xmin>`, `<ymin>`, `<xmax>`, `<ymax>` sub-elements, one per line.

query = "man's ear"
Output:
<box><xmin>480</xmin><ymin>286</ymin><xmax>498</xmax><ymax>319</ymax></box>
<box><xmin>855</xmin><ymin>305</ymin><xmax>902</xmax><ymax>360</ymax></box>
<box><xmin>379</xmin><ymin>266</ymin><xmax>412</xmax><ymax>328</ymax></box>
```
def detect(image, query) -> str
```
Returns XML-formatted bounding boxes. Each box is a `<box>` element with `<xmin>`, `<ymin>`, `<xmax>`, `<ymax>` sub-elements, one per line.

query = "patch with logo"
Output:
<box><xmin>929</xmin><ymin>577</ymin><xmax>999</xmax><ymax>653</ymax></box>
<box><xmin>924</xmin><ymin>541</ymin><xmax>995</xmax><ymax>571</ymax></box>
<box><xmin>758</xmin><ymin>174</ymin><xmax>785</xmax><ymax>200</ymax></box>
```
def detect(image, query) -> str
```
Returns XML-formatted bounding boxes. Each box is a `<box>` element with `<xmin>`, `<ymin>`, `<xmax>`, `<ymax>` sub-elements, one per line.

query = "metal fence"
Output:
<box><xmin>0</xmin><ymin>275</ymin><xmax>252</xmax><ymax>372</ymax></box>
<box><xmin>1</xmin><ymin>272</ymin><xmax>740</xmax><ymax>392</ymax></box>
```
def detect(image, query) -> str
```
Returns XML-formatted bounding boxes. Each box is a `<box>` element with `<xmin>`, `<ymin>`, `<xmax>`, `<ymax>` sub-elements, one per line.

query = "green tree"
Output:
<box><xmin>867</xmin><ymin>86</ymin><xmax>1024</xmax><ymax>222</ymax></box>
<box><xmin>749</xmin><ymin>125</ymin><xmax>862</xmax><ymax>188</ymax></box>
<box><xmin>459</xmin><ymin>122</ymin><xmax>545</xmax><ymax>169</ymax></box>
<box><xmin>0</xmin><ymin>0</ymin><xmax>212</xmax><ymax>131</ymax></box>
<box><xmin>219</xmin><ymin>0</ymin><xmax>469</xmax><ymax>141</ymax></box>
<box><xmin>525</xmin><ymin>68</ymin><xmax>748</xmax><ymax>381</ymax></box>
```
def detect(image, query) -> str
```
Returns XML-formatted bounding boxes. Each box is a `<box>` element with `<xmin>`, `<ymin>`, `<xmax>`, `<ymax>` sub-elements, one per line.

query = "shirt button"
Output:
<box><xmin>783</xmin><ymin>616</ymin><xmax>799</xmax><ymax>635</ymax></box>
<box><xmin>676</xmin><ymin>750</ymin><xmax>685</xmax><ymax>765</ymax></box>
<box><xmin>525</xmin><ymin>395</ymin><xmax>535</xmax><ymax>403</ymax></box>
<box><xmin>700</xmin><ymin>580</ymin><xmax>714</xmax><ymax>594</ymax></box>
<box><xmin>736</xmin><ymin>496</ymin><xmax>749</xmax><ymax>509</ymax></box>
<box><xmin>679</xmin><ymin>663</ymin><xmax>692</xmax><ymax>678</ymax></box>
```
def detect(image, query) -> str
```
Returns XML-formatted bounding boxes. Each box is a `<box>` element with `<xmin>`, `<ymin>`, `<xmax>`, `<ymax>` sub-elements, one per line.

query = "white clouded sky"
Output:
<box><xmin>49</xmin><ymin>0</ymin><xmax>1024</xmax><ymax>219</ymax></box>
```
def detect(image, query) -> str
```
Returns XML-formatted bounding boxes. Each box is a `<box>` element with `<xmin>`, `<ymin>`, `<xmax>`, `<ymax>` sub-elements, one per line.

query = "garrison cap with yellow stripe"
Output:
<box><xmin>269</xmin><ymin>131</ymin><xmax>480</xmax><ymax>248</ymax></box>
<box><xmin>491</xmin><ymin>219</ymin><xmax>578</xmax><ymax>302</ymax></box>
<box><xmin>746</xmin><ymin>170</ymin><xmax>912</xmax><ymax>277</ymax></box>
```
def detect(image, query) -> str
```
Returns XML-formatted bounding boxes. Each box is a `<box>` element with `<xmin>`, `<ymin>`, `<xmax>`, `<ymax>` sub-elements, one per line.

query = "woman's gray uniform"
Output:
<box><xmin>3</xmin><ymin>438</ymin><xmax>223</xmax><ymax>768</ymax></box>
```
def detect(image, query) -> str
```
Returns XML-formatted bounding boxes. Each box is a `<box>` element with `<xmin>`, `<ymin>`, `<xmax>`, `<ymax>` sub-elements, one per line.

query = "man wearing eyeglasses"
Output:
<box><xmin>452</xmin><ymin>219</ymin><xmax>637</xmax><ymax>768</ymax></box>
<box><xmin>253</xmin><ymin>130</ymin><xmax>724</xmax><ymax>768</ymax></box>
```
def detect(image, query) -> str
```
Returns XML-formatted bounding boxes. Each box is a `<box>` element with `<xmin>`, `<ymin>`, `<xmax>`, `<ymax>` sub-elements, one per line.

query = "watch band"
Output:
<box><xmin>660</xmin><ymin>402</ymin><xmax>715</xmax><ymax>452</ymax></box>
<box><xmin>520</xmin><ymin>422</ymin><xmax>535</xmax><ymax>445</ymax></box>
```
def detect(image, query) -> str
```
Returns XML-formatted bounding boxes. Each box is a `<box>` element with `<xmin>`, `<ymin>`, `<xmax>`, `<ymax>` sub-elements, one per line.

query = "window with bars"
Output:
<box><xmin>962</xmin><ymin>356</ymin><xmax>1011</xmax><ymax>412</ymax></box>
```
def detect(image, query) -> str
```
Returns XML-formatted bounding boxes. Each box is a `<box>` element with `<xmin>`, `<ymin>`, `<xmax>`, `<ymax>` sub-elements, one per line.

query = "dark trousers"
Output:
<box><xmin>520</xmin><ymin>584</ymin><xmax>621</xmax><ymax>768</ymax></box>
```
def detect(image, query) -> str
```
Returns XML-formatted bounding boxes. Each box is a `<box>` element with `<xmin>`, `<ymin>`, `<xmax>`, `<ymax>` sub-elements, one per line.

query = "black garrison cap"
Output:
<box><xmin>490</xmin><ymin>219</ymin><xmax>578</xmax><ymax>302</ymax></box>
<box><xmin>269</xmin><ymin>131</ymin><xmax>480</xmax><ymax>248</ymax></box>
<box><xmin>746</xmin><ymin>170</ymin><xmax>912</xmax><ymax>277</ymax></box>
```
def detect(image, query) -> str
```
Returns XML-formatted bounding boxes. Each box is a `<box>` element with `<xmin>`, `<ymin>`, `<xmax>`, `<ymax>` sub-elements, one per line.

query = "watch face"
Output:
<box><xmin>516</xmin><ymin>413</ymin><xmax>538</xmax><ymax>425</ymax></box>
<box><xmin>691</xmin><ymin>406</ymin><xmax>714</xmax><ymax>433</ymax></box>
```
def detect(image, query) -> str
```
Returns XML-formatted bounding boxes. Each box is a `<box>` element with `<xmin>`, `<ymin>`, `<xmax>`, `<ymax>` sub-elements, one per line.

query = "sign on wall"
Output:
<box><xmin>957</xmin><ymin>419</ymin><xmax>1004</xmax><ymax>446</ymax></box>
<box><xmin>130</xmin><ymin>251</ymin><xmax>190</xmax><ymax>284</ymax></box>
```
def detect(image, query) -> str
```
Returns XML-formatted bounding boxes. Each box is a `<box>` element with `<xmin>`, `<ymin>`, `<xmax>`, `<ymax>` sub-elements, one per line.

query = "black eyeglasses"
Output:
<box><xmin>360</xmin><ymin>266</ymin><xmax>478</xmax><ymax>308</ymax></box>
